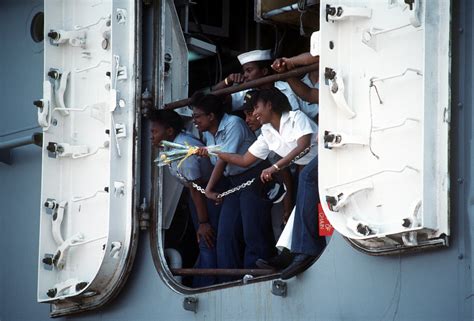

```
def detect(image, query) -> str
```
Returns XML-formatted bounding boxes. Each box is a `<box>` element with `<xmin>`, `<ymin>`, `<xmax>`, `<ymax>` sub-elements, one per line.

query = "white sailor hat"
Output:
<box><xmin>237</xmin><ymin>49</ymin><xmax>272</xmax><ymax>65</ymax></box>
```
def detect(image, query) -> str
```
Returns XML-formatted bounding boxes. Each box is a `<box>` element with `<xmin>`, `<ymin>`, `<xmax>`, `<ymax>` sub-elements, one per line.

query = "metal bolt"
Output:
<box><xmin>458</xmin><ymin>254</ymin><xmax>464</xmax><ymax>260</ymax></box>
<box><xmin>47</xmin><ymin>70</ymin><xmax>60</xmax><ymax>80</ymax></box>
<box><xmin>102</xmin><ymin>38</ymin><xmax>109</xmax><ymax>50</ymax></box>
<box><xmin>458</xmin><ymin>102</ymin><xmax>463</xmax><ymax>109</ymax></box>
<box><xmin>47</xmin><ymin>31</ymin><xmax>59</xmax><ymax>40</ymax></box>
<box><xmin>33</xmin><ymin>100</ymin><xmax>44</xmax><ymax>108</ymax></box>
<box><xmin>459</xmin><ymin>27</ymin><xmax>464</xmax><ymax>34</ymax></box>
<box><xmin>458</xmin><ymin>178</ymin><xmax>464</xmax><ymax>184</ymax></box>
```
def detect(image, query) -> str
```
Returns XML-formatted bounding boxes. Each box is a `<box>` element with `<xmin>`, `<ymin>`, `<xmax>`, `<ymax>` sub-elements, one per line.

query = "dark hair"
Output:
<box><xmin>148</xmin><ymin>109</ymin><xmax>184</xmax><ymax>133</ymax></box>
<box><xmin>253</xmin><ymin>88</ymin><xmax>292</xmax><ymax>114</ymax></box>
<box><xmin>190</xmin><ymin>92</ymin><xmax>225</xmax><ymax>120</ymax></box>
<box><xmin>242</xmin><ymin>89</ymin><xmax>260</xmax><ymax>111</ymax></box>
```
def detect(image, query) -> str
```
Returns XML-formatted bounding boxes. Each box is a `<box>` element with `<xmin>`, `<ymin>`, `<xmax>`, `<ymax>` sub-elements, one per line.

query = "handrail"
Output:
<box><xmin>163</xmin><ymin>63</ymin><xmax>319</xmax><ymax>110</ymax></box>
<box><xmin>171</xmin><ymin>268</ymin><xmax>276</xmax><ymax>277</ymax></box>
<box><xmin>0</xmin><ymin>132</ymin><xmax>42</xmax><ymax>150</ymax></box>
<box><xmin>0</xmin><ymin>132</ymin><xmax>43</xmax><ymax>165</ymax></box>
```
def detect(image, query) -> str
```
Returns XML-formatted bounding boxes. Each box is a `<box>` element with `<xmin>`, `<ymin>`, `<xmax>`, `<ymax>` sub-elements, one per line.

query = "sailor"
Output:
<box><xmin>214</xmin><ymin>49</ymin><xmax>301</xmax><ymax>112</ymax></box>
<box><xmin>191</xmin><ymin>93</ymin><xmax>276</xmax><ymax>279</ymax></box>
<box><xmin>212</xmin><ymin>88</ymin><xmax>326</xmax><ymax>279</ymax></box>
<box><xmin>150</xmin><ymin>109</ymin><xmax>220</xmax><ymax>287</ymax></box>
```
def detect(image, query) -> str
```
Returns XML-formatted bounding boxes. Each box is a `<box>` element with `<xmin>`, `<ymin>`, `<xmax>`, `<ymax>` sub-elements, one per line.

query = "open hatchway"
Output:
<box><xmin>149</xmin><ymin>0</ymin><xmax>324</xmax><ymax>291</ymax></box>
<box><xmin>37</xmin><ymin>0</ymin><xmax>140</xmax><ymax>316</ymax></box>
<box><xmin>150</xmin><ymin>0</ymin><xmax>452</xmax><ymax>294</ymax></box>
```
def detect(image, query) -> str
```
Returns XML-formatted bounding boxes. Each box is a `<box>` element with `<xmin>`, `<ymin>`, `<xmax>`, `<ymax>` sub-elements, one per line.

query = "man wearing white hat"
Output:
<box><xmin>214</xmin><ymin>49</ymin><xmax>302</xmax><ymax>112</ymax></box>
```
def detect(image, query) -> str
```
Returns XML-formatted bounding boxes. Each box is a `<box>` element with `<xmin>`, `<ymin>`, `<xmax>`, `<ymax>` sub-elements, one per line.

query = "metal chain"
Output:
<box><xmin>166</xmin><ymin>144</ymin><xmax>314</xmax><ymax>199</ymax></box>
<box><xmin>168</xmin><ymin>165</ymin><xmax>255</xmax><ymax>198</ymax></box>
<box><xmin>216</xmin><ymin>178</ymin><xmax>255</xmax><ymax>198</ymax></box>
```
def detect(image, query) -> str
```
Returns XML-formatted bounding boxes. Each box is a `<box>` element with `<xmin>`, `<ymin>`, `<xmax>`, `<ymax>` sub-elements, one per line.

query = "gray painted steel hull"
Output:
<box><xmin>1</xmin><ymin>0</ymin><xmax>471</xmax><ymax>320</ymax></box>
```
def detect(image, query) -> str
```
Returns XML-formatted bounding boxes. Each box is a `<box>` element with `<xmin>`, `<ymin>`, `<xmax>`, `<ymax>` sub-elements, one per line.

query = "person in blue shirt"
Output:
<box><xmin>150</xmin><ymin>109</ymin><xmax>219</xmax><ymax>287</ymax></box>
<box><xmin>191</xmin><ymin>93</ymin><xmax>276</xmax><ymax>279</ymax></box>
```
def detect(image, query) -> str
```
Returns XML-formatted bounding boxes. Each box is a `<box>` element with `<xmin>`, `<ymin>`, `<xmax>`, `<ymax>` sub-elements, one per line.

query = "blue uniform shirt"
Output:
<box><xmin>298</xmin><ymin>73</ymin><xmax>319</xmax><ymax>120</ymax></box>
<box><xmin>168</xmin><ymin>132</ymin><xmax>213</xmax><ymax>182</ymax></box>
<box><xmin>202</xmin><ymin>113</ymin><xmax>259</xmax><ymax>176</ymax></box>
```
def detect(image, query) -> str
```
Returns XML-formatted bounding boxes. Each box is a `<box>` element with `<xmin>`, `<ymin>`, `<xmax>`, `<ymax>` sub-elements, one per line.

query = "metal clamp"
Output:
<box><xmin>47</xmin><ymin>29</ymin><xmax>86</xmax><ymax>48</ymax></box>
<box><xmin>46</xmin><ymin>278</ymin><xmax>88</xmax><ymax>299</ymax></box>
<box><xmin>326</xmin><ymin>181</ymin><xmax>373</xmax><ymax>212</ymax></box>
<box><xmin>324</xmin><ymin>131</ymin><xmax>367</xmax><ymax>149</ymax></box>
<box><xmin>325</xmin><ymin>69</ymin><xmax>356</xmax><ymax>119</ymax></box>
<box><xmin>53</xmin><ymin>233</ymin><xmax>85</xmax><ymax>270</ymax></box>
<box><xmin>50</xmin><ymin>201</ymin><xmax>68</xmax><ymax>245</ymax></box>
<box><xmin>326</xmin><ymin>4</ymin><xmax>371</xmax><ymax>22</ymax></box>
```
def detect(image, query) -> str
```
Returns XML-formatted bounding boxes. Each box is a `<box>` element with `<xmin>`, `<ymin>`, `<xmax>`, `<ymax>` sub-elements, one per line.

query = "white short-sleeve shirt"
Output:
<box><xmin>248</xmin><ymin>111</ymin><xmax>318</xmax><ymax>165</ymax></box>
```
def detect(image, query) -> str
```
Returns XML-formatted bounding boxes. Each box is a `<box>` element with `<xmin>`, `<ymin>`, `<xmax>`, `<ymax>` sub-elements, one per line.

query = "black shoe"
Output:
<box><xmin>256</xmin><ymin>249</ymin><xmax>295</xmax><ymax>270</ymax></box>
<box><xmin>280</xmin><ymin>254</ymin><xmax>316</xmax><ymax>280</ymax></box>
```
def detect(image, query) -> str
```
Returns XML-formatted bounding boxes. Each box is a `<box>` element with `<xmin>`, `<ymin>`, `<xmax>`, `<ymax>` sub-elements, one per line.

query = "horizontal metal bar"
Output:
<box><xmin>163</xmin><ymin>63</ymin><xmax>319</xmax><ymax>110</ymax></box>
<box><xmin>262</xmin><ymin>3</ymin><xmax>299</xmax><ymax>19</ymax></box>
<box><xmin>0</xmin><ymin>132</ymin><xmax>42</xmax><ymax>150</ymax></box>
<box><xmin>170</xmin><ymin>268</ymin><xmax>276</xmax><ymax>277</ymax></box>
<box><xmin>0</xmin><ymin>125</ymin><xmax>40</xmax><ymax>138</ymax></box>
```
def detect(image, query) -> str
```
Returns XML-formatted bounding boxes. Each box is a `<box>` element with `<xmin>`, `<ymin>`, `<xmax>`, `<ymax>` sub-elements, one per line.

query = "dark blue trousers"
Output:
<box><xmin>291</xmin><ymin>155</ymin><xmax>327</xmax><ymax>256</ymax></box>
<box><xmin>217</xmin><ymin>162</ymin><xmax>276</xmax><ymax>281</ymax></box>
<box><xmin>187</xmin><ymin>190</ymin><xmax>222</xmax><ymax>287</ymax></box>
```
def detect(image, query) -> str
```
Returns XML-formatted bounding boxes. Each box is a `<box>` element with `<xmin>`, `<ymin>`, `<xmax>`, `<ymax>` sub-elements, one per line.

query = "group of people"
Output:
<box><xmin>150</xmin><ymin>49</ymin><xmax>324</xmax><ymax>287</ymax></box>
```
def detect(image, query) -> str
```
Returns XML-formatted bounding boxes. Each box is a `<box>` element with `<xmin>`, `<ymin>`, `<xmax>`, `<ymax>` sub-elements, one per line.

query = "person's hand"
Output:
<box><xmin>205</xmin><ymin>188</ymin><xmax>222</xmax><ymax>205</ymax></box>
<box><xmin>283</xmin><ymin>211</ymin><xmax>291</xmax><ymax>224</ymax></box>
<box><xmin>225</xmin><ymin>73</ymin><xmax>245</xmax><ymax>86</ymax></box>
<box><xmin>260</xmin><ymin>166</ymin><xmax>277</xmax><ymax>183</ymax></box>
<box><xmin>196</xmin><ymin>222</ymin><xmax>215</xmax><ymax>248</ymax></box>
<box><xmin>272</xmin><ymin>58</ymin><xmax>288</xmax><ymax>73</ymax></box>
<box><xmin>272</xmin><ymin>58</ymin><xmax>295</xmax><ymax>73</ymax></box>
<box><xmin>195</xmin><ymin>147</ymin><xmax>209</xmax><ymax>157</ymax></box>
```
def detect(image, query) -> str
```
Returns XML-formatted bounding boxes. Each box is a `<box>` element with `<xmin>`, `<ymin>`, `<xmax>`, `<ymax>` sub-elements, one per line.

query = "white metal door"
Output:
<box><xmin>37</xmin><ymin>0</ymin><xmax>139</xmax><ymax>315</ymax></box>
<box><xmin>318</xmin><ymin>0</ymin><xmax>450</xmax><ymax>252</ymax></box>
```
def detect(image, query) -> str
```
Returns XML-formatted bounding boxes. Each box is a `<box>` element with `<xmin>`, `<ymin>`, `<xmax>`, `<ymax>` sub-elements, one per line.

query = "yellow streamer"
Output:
<box><xmin>177</xmin><ymin>145</ymin><xmax>199</xmax><ymax>168</ymax></box>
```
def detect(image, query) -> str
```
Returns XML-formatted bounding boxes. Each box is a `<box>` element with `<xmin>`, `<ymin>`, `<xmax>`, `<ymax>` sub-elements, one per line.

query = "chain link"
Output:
<box><xmin>216</xmin><ymin>178</ymin><xmax>255</xmax><ymax>198</ymax></box>
<box><xmin>166</xmin><ymin>144</ymin><xmax>314</xmax><ymax>199</ymax></box>
<box><xmin>169</xmin><ymin>165</ymin><xmax>255</xmax><ymax>198</ymax></box>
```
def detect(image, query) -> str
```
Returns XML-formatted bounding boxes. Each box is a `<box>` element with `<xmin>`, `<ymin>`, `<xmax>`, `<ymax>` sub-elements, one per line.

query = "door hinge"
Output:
<box><xmin>138</xmin><ymin>197</ymin><xmax>150</xmax><ymax>231</ymax></box>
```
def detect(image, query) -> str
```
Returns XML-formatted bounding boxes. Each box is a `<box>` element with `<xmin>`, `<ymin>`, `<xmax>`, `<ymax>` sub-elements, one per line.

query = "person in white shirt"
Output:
<box><xmin>212</xmin><ymin>88</ymin><xmax>326</xmax><ymax>279</ymax></box>
<box><xmin>213</xmin><ymin>49</ymin><xmax>301</xmax><ymax>112</ymax></box>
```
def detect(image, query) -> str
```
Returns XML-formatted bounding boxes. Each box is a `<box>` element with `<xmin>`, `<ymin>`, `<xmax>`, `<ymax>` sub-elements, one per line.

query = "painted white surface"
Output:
<box><xmin>37</xmin><ymin>0</ymin><xmax>137</xmax><ymax>305</ymax></box>
<box><xmin>318</xmin><ymin>1</ymin><xmax>450</xmax><ymax>241</ymax></box>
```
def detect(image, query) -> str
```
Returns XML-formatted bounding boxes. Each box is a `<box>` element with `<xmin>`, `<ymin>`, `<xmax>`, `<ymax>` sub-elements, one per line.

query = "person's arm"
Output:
<box><xmin>212</xmin><ymin>73</ymin><xmax>245</xmax><ymax>91</ymax></box>
<box><xmin>272</xmin><ymin>53</ymin><xmax>319</xmax><ymax>72</ymax></box>
<box><xmin>286</xmin><ymin>78</ymin><xmax>319</xmax><ymax>104</ymax></box>
<box><xmin>260</xmin><ymin>134</ymin><xmax>312</xmax><ymax>182</ymax></box>
<box><xmin>204</xmin><ymin>159</ymin><xmax>227</xmax><ymax>203</ymax></box>
<box><xmin>188</xmin><ymin>185</ymin><xmax>215</xmax><ymax>248</ymax></box>
<box><xmin>216</xmin><ymin>150</ymin><xmax>259</xmax><ymax>167</ymax></box>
